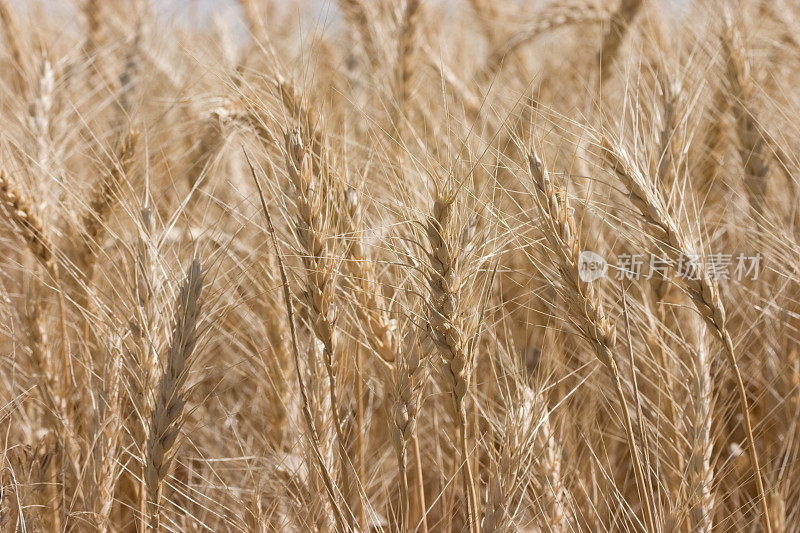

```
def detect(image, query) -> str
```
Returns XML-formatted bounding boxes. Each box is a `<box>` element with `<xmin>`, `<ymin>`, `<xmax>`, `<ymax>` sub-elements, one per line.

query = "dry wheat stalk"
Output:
<box><xmin>602</xmin><ymin>141</ymin><xmax>772</xmax><ymax>533</ymax></box>
<box><xmin>145</xmin><ymin>258</ymin><xmax>204</xmax><ymax>531</ymax></box>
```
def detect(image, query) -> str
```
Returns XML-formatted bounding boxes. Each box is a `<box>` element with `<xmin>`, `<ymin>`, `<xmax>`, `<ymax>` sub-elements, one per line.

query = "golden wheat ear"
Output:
<box><xmin>145</xmin><ymin>258</ymin><xmax>204</xmax><ymax>531</ymax></box>
<box><xmin>525</xmin><ymin>148</ymin><xmax>656</xmax><ymax>531</ymax></box>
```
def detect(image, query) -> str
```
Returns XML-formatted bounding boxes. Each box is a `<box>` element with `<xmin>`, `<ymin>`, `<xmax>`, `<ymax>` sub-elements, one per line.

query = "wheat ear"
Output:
<box><xmin>343</xmin><ymin>186</ymin><xmax>398</xmax><ymax>364</ymax></box>
<box><xmin>398</xmin><ymin>0</ymin><xmax>422</xmax><ymax>121</ymax></box>
<box><xmin>145</xmin><ymin>259</ymin><xmax>204</xmax><ymax>531</ymax></box>
<box><xmin>340</xmin><ymin>183</ymin><xmax>431</xmax><ymax>533</ymax></box>
<box><xmin>389</xmin><ymin>339</ymin><xmax>425</xmax><ymax>531</ymax></box>
<box><xmin>603</xmin><ymin>142</ymin><xmax>772</xmax><ymax>533</ymax></box>
<box><xmin>721</xmin><ymin>14</ymin><xmax>769</xmax><ymax>218</ymax></box>
<box><xmin>685</xmin><ymin>319</ymin><xmax>715</xmax><ymax>532</ymax></box>
<box><xmin>598</xmin><ymin>0</ymin><xmax>644</xmax><ymax>83</ymax></box>
<box><xmin>423</xmin><ymin>187</ymin><xmax>480</xmax><ymax>533</ymax></box>
<box><xmin>247</xmin><ymin>151</ymin><xmax>350</xmax><ymax>532</ymax></box>
<box><xmin>338</xmin><ymin>0</ymin><xmax>381</xmax><ymax>70</ymax></box>
<box><xmin>0</xmin><ymin>171</ymin><xmax>71</xmax><ymax>428</ymax></box>
<box><xmin>283</xmin><ymin>130</ymin><xmax>359</xmax><ymax>527</ymax></box>
<box><xmin>476</xmin><ymin>5</ymin><xmax>610</xmax><ymax>89</ymax></box>
<box><xmin>92</xmin><ymin>337</ymin><xmax>124</xmax><ymax>533</ymax></box>
<box><xmin>0</xmin><ymin>0</ymin><xmax>25</xmax><ymax>91</ymax></box>
<box><xmin>527</xmin><ymin>151</ymin><xmax>655</xmax><ymax>532</ymax></box>
<box><xmin>76</xmin><ymin>131</ymin><xmax>138</xmax><ymax>286</ymax></box>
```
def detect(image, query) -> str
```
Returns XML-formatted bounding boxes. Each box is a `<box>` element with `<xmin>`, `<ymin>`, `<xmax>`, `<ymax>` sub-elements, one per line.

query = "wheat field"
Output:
<box><xmin>0</xmin><ymin>0</ymin><xmax>799</xmax><ymax>531</ymax></box>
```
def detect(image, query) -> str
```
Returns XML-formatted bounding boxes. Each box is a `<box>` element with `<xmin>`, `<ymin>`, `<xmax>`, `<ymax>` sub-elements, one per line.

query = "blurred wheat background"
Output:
<box><xmin>0</xmin><ymin>0</ymin><xmax>798</xmax><ymax>531</ymax></box>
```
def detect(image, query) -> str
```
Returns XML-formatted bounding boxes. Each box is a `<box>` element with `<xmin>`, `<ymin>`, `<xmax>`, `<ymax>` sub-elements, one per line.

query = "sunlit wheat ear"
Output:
<box><xmin>422</xmin><ymin>186</ymin><xmax>480</xmax><ymax>533</ymax></box>
<box><xmin>526</xmin><ymin>149</ymin><xmax>655</xmax><ymax>531</ymax></box>
<box><xmin>283</xmin><ymin>129</ymin><xmax>360</xmax><ymax>525</ymax></box>
<box><xmin>0</xmin><ymin>171</ymin><xmax>57</xmax><ymax>275</ymax></box>
<box><xmin>526</xmin><ymin>153</ymin><xmax>615</xmax><ymax>363</ymax></box>
<box><xmin>91</xmin><ymin>336</ymin><xmax>124</xmax><ymax>533</ymax></box>
<box><xmin>602</xmin><ymin>140</ymin><xmax>773</xmax><ymax>533</ymax></box>
<box><xmin>0</xmin><ymin>170</ymin><xmax>70</xmax><ymax>414</ymax></box>
<box><xmin>387</xmin><ymin>336</ymin><xmax>425</xmax><ymax>531</ymax></box>
<box><xmin>145</xmin><ymin>258</ymin><xmax>204</xmax><ymax>531</ymax></box>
